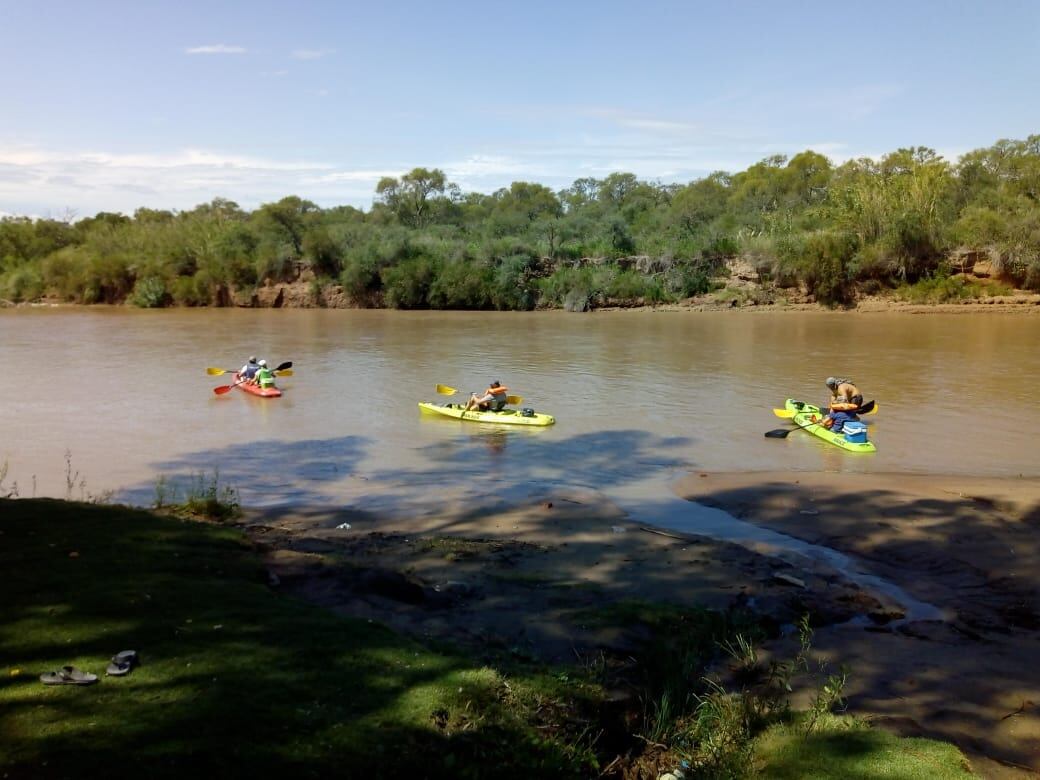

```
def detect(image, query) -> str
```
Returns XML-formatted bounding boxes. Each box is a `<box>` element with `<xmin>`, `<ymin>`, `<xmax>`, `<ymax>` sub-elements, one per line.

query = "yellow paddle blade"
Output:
<box><xmin>436</xmin><ymin>384</ymin><xmax>458</xmax><ymax>395</ymax></box>
<box><xmin>275</xmin><ymin>369</ymin><xmax>293</xmax><ymax>377</ymax></box>
<box><xmin>206</xmin><ymin>367</ymin><xmax>231</xmax><ymax>376</ymax></box>
<box><xmin>867</xmin><ymin>402</ymin><xmax>879</xmax><ymax>415</ymax></box>
<box><xmin>773</xmin><ymin>408</ymin><xmax>795</xmax><ymax>418</ymax></box>
<box><xmin>506</xmin><ymin>395</ymin><xmax>523</xmax><ymax>405</ymax></box>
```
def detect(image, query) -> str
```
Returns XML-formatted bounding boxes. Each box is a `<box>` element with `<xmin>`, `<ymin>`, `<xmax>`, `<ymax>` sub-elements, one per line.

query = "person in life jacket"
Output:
<box><xmin>823</xmin><ymin>376</ymin><xmax>863</xmax><ymax>432</ymax></box>
<box><xmin>239</xmin><ymin>356</ymin><xmax>260</xmax><ymax>381</ymax></box>
<box><xmin>253</xmin><ymin>359</ymin><xmax>276</xmax><ymax>389</ymax></box>
<box><xmin>464</xmin><ymin>381</ymin><xmax>509</xmax><ymax>412</ymax></box>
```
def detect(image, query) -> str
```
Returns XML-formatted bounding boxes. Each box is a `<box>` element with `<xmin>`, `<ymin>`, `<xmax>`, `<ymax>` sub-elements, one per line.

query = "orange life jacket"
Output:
<box><xmin>829</xmin><ymin>401</ymin><xmax>860</xmax><ymax>412</ymax></box>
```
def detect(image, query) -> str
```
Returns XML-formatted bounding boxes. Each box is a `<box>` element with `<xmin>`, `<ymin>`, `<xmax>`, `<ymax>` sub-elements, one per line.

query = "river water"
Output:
<box><xmin>2</xmin><ymin>308</ymin><xmax>1038</xmax><ymax>515</ymax></box>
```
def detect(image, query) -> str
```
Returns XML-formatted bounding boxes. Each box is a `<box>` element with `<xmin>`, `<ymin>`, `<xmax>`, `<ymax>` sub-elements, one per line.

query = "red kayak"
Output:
<box><xmin>234</xmin><ymin>373</ymin><xmax>282</xmax><ymax>398</ymax></box>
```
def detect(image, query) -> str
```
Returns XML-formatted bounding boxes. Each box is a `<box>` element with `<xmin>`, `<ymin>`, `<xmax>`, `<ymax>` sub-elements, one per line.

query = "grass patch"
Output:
<box><xmin>754</xmin><ymin>714</ymin><xmax>974</xmax><ymax>778</ymax></box>
<box><xmin>0</xmin><ymin>499</ymin><xmax>599</xmax><ymax>779</ymax></box>
<box><xmin>153</xmin><ymin>470</ymin><xmax>240</xmax><ymax>521</ymax></box>
<box><xmin>895</xmin><ymin>274</ymin><xmax>1013</xmax><ymax>303</ymax></box>
<box><xmin>415</xmin><ymin>536</ymin><xmax>498</xmax><ymax>561</ymax></box>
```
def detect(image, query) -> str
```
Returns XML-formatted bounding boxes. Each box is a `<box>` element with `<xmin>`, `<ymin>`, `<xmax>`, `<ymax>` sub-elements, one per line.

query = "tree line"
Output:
<box><xmin>2</xmin><ymin>135</ymin><xmax>1038</xmax><ymax>309</ymax></box>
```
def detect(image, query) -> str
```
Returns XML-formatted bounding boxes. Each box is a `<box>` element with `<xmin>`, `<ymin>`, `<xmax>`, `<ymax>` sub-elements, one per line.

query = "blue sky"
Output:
<box><xmin>1</xmin><ymin>0</ymin><xmax>1038</xmax><ymax>217</ymax></box>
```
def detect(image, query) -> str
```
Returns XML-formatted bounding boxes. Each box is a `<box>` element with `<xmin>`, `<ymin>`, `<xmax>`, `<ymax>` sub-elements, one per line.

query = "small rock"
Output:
<box><xmin>543</xmin><ymin>501</ymin><xmax>553</xmax><ymax>509</ymax></box>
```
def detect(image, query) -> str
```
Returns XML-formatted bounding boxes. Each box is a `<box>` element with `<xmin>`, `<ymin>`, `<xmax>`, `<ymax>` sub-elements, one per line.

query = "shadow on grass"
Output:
<box><xmin>0</xmin><ymin>499</ymin><xmax>599</xmax><ymax>779</ymax></box>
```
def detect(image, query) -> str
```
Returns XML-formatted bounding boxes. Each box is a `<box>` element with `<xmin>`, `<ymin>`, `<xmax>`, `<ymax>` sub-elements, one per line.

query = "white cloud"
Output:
<box><xmin>584</xmin><ymin>108</ymin><xmax>703</xmax><ymax>136</ymax></box>
<box><xmin>291</xmin><ymin>48</ymin><xmax>334</xmax><ymax>60</ymax></box>
<box><xmin>185</xmin><ymin>44</ymin><xmax>247</xmax><ymax>55</ymax></box>
<box><xmin>0</xmin><ymin>143</ymin><xmax>372</xmax><ymax>215</ymax></box>
<box><xmin>303</xmin><ymin>170</ymin><xmax>400</xmax><ymax>186</ymax></box>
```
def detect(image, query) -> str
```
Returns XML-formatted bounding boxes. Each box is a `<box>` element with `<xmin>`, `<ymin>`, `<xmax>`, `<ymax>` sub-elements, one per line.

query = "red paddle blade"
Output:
<box><xmin>213</xmin><ymin>384</ymin><xmax>234</xmax><ymax>395</ymax></box>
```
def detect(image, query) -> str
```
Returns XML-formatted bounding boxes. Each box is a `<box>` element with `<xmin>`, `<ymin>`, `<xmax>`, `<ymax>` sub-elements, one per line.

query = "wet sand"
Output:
<box><xmin>241</xmin><ymin>471</ymin><xmax>1040</xmax><ymax>777</ymax></box>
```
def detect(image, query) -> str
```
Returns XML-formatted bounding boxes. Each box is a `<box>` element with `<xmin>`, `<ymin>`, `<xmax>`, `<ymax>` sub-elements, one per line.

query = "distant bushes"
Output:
<box><xmin>1</xmin><ymin>134</ymin><xmax>1039</xmax><ymax>309</ymax></box>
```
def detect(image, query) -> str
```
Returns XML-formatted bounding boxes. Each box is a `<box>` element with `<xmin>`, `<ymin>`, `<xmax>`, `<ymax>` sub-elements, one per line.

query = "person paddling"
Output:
<box><xmin>239</xmin><ymin>356</ymin><xmax>260</xmax><ymax>381</ymax></box>
<box><xmin>464</xmin><ymin>381</ymin><xmax>509</xmax><ymax>412</ymax></box>
<box><xmin>823</xmin><ymin>376</ymin><xmax>863</xmax><ymax>432</ymax></box>
<box><xmin>253</xmin><ymin>359</ymin><xmax>276</xmax><ymax>390</ymax></box>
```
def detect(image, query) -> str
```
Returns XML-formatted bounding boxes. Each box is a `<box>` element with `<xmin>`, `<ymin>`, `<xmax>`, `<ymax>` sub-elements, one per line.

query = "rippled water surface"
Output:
<box><xmin>3</xmin><ymin>308</ymin><xmax>1038</xmax><ymax>510</ymax></box>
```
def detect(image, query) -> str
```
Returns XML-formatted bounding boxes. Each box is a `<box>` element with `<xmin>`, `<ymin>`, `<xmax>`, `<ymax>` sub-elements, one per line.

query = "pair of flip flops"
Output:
<box><xmin>39</xmin><ymin>651</ymin><xmax>138</xmax><ymax>685</ymax></box>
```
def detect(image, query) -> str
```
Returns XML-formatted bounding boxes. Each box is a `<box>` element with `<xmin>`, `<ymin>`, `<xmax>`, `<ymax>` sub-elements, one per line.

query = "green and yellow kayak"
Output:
<box><xmin>785</xmin><ymin>399</ymin><xmax>876</xmax><ymax>453</ymax></box>
<box><xmin>418</xmin><ymin>402</ymin><xmax>555</xmax><ymax>426</ymax></box>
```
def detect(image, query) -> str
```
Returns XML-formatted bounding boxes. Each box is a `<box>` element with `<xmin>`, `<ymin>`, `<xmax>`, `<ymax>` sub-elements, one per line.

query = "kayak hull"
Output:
<box><xmin>784</xmin><ymin>399</ymin><xmax>876</xmax><ymax>453</ymax></box>
<box><xmin>234</xmin><ymin>373</ymin><xmax>282</xmax><ymax>398</ymax></box>
<box><xmin>418</xmin><ymin>402</ymin><xmax>555</xmax><ymax>426</ymax></box>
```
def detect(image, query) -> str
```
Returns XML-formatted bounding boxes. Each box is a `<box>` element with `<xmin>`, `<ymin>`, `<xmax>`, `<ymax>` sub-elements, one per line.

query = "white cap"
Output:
<box><xmin>258</xmin><ymin>359</ymin><xmax>267</xmax><ymax>367</ymax></box>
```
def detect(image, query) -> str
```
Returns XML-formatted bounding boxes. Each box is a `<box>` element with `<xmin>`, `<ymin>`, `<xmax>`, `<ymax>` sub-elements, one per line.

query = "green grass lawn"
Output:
<box><xmin>0</xmin><ymin>499</ymin><xmax>976</xmax><ymax>779</ymax></box>
<box><xmin>0</xmin><ymin>499</ymin><xmax>599</xmax><ymax>779</ymax></box>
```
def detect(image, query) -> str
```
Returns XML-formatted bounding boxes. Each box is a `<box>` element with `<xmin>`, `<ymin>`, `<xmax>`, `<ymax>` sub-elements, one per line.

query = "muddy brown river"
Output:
<box><xmin>2</xmin><ymin>308</ymin><xmax>1038</xmax><ymax>512</ymax></box>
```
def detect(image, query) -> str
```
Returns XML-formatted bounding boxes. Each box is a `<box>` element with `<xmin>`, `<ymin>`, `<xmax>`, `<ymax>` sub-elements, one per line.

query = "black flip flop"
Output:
<box><xmin>40</xmin><ymin>666</ymin><xmax>98</xmax><ymax>686</ymax></box>
<box><xmin>106</xmin><ymin>650</ymin><xmax>139</xmax><ymax>677</ymax></box>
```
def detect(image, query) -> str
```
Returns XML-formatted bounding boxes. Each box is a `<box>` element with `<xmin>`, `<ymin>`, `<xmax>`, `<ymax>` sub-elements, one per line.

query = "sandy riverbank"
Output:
<box><xmin>677</xmin><ymin>471</ymin><xmax>1040</xmax><ymax>778</ymax></box>
<box><xmin>240</xmin><ymin>471</ymin><xmax>1040</xmax><ymax>777</ymax></box>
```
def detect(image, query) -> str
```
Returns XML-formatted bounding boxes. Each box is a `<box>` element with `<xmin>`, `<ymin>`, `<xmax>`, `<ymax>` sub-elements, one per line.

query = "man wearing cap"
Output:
<box><xmin>239</xmin><ymin>356</ymin><xmax>260</xmax><ymax>381</ymax></box>
<box><xmin>826</xmin><ymin>377</ymin><xmax>863</xmax><ymax>409</ymax></box>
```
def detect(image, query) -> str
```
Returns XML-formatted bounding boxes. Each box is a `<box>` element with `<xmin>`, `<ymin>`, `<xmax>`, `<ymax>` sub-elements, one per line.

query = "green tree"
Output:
<box><xmin>254</xmin><ymin>196</ymin><xmax>319</xmax><ymax>257</ymax></box>
<box><xmin>375</xmin><ymin>168</ymin><xmax>448</xmax><ymax>227</ymax></box>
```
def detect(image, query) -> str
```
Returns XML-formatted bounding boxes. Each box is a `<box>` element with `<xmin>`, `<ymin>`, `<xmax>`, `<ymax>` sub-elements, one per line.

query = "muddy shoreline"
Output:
<box><xmin>240</xmin><ymin>471</ymin><xmax>1040</xmax><ymax>777</ymax></box>
<box><xmin>5</xmin><ymin>291</ymin><xmax>1040</xmax><ymax>313</ymax></box>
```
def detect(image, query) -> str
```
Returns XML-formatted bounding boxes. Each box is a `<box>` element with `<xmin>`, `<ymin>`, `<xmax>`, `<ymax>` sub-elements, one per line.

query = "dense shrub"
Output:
<box><xmin>0</xmin><ymin>265</ymin><xmax>44</xmax><ymax>301</ymax></box>
<box><xmin>381</xmin><ymin>256</ymin><xmax>441</xmax><ymax>309</ymax></box>
<box><xmin>780</xmin><ymin>231</ymin><xmax>859</xmax><ymax>308</ymax></box>
<box><xmin>130</xmin><ymin>276</ymin><xmax>169</xmax><ymax>308</ymax></box>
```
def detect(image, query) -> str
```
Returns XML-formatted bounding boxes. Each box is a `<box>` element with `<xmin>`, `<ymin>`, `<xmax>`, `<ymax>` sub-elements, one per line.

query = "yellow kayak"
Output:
<box><xmin>418</xmin><ymin>402</ymin><xmax>555</xmax><ymax>426</ymax></box>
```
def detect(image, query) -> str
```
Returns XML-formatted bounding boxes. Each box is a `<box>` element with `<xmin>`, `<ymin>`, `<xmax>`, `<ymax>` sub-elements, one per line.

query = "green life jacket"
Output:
<box><xmin>256</xmin><ymin>366</ymin><xmax>275</xmax><ymax>386</ymax></box>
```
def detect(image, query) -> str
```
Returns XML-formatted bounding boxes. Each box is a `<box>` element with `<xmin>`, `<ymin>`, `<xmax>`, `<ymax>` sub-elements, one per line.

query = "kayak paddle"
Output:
<box><xmin>208</xmin><ymin>360</ymin><xmax>292</xmax><ymax>377</ymax></box>
<box><xmin>765</xmin><ymin>419</ymin><xmax>826</xmax><ymax>439</ymax></box>
<box><xmin>437</xmin><ymin>384</ymin><xmax>521</xmax><ymax>407</ymax></box>
<box><xmin>214</xmin><ymin>379</ymin><xmax>248</xmax><ymax>395</ymax></box>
